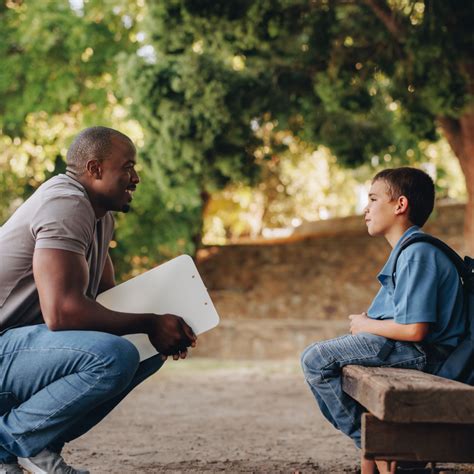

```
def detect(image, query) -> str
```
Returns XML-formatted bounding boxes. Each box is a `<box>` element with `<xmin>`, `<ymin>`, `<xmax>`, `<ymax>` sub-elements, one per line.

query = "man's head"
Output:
<box><xmin>66</xmin><ymin>126</ymin><xmax>139</xmax><ymax>215</ymax></box>
<box><xmin>365</xmin><ymin>167</ymin><xmax>435</xmax><ymax>238</ymax></box>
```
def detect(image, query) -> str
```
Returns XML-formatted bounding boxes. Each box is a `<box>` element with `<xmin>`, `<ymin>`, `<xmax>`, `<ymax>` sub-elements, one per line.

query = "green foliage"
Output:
<box><xmin>117</xmin><ymin>0</ymin><xmax>472</xmax><ymax>263</ymax></box>
<box><xmin>0</xmin><ymin>111</ymin><xmax>76</xmax><ymax>223</ymax></box>
<box><xmin>124</xmin><ymin>0</ymin><xmax>472</xmax><ymax>165</ymax></box>
<box><xmin>118</xmin><ymin>1</ymin><xmax>285</xmax><ymax>267</ymax></box>
<box><xmin>0</xmin><ymin>0</ymin><xmax>140</xmax><ymax>135</ymax></box>
<box><xmin>2</xmin><ymin>1</ymin><xmax>472</xmax><ymax>279</ymax></box>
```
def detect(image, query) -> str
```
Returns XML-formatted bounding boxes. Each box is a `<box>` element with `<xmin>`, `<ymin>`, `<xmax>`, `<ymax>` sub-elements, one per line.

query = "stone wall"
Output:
<box><xmin>193</xmin><ymin>203</ymin><xmax>466</xmax><ymax>359</ymax></box>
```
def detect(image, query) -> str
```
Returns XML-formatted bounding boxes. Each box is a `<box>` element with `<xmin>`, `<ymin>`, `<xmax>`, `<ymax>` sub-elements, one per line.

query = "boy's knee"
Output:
<box><xmin>301</xmin><ymin>342</ymin><xmax>325</xmax><ymax>376</ymax></box>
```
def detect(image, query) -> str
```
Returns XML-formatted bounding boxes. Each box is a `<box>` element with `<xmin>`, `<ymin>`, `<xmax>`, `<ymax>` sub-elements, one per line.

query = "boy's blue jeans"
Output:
<box><xmin>301</xmin><ymin>332</ymin><xmax>427</xmax><ymax>448</ymax></box>
<box><xmin>0</xmin><ymin>324</ymin><xmax>165</xmax><ymax>463</ymax></box>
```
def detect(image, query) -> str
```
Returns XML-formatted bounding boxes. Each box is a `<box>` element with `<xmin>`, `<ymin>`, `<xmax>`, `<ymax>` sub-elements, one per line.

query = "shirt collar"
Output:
<box><xmin>378</xmin><ymin>225</ymin><xmax>423</xmax><ymax>280</ymax></box>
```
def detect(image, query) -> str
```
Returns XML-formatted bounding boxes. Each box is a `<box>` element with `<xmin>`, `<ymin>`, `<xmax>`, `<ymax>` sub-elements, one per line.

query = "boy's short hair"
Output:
<box><xmin>373</xmin><ymin>167</ymin><xmax>435</xmax><ymax>227</ymax></box>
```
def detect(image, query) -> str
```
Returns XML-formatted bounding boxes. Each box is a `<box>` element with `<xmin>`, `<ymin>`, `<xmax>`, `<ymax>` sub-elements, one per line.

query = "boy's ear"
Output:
<box><xmin>85</xmin><ymin>159</ymin><xmax>102</xmax><ymax>179</ymax></box>
<box><xmin>395</xmin><ymin>195</ymin><xmax>409</xmax><ymax>215</ymax></box>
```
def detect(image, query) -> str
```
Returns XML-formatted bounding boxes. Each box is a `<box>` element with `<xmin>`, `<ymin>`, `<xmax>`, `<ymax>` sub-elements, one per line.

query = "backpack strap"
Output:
<box><xmin>463</xmin><ymin>256</ymin><xmax>474</xmax><ymax>336</ymax></box>
<box><xmin>465</xmin><ymin>256</ymin><xmax>474</xmax><ymax>293</ymax></box>
<box><xmin>391</xmin><ymin>234</ymin><xmax>468</xmax><ymax>287</ymax></box>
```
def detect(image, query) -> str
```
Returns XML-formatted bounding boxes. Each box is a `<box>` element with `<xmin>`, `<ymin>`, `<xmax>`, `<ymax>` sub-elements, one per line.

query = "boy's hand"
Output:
<box><xmin>349</xmin><ymin>312</ymin><xmax>370</xmax><ymax>335</ymax></box>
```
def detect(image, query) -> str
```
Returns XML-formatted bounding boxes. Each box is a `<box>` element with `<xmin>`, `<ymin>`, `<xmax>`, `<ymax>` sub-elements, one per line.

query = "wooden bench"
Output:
<box><xmin>342</xmin><ymin>366</ymin><xmax>474</xmax><ymax>464</ymax></box>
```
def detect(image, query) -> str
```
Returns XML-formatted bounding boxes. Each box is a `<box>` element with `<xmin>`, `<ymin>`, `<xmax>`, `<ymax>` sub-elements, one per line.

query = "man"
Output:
<box><xmin>0</xmin><ymin>126</ymin><xmax>196</xmax><ymax>474</ymax></box>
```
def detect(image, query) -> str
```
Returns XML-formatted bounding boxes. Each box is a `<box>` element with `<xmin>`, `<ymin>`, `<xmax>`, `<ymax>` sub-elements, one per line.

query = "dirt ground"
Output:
<box><xmin>62</xmin><ymin>358</ymin><xmax>474</xmax><ymax>474</ymax></box>
<box><xmin>64</xmin><ymin>359</ymin><xmax>360</xmax><ymax>473</ymax></box>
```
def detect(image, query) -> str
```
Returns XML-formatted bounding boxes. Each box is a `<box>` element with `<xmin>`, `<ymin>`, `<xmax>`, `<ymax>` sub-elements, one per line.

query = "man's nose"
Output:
<box><xmin>131</xmin><ymin>169</ymin><xmax>140</xmax><ymax>184</ymax></box>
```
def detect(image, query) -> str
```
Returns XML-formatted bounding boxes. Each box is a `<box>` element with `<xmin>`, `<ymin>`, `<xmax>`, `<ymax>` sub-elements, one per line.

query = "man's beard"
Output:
<box><xmin>121</xmin><ymin>204</ymin><xmax>131</xmax><ymax>213</ymax></box>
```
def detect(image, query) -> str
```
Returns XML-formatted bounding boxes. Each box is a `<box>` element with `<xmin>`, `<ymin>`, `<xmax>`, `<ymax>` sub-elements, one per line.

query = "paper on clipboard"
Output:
<box><xmin>96</xmin><ymin>254</ymin><xmax>219</xmax><ymax>360</ymax></box>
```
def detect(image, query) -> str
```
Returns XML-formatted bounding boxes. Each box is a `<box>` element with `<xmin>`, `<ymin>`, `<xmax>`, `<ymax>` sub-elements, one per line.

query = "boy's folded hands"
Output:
<box><xmin>348</xmin><ymin>312</ymin><xmax>369</xmax><ymax>335</ymax></box>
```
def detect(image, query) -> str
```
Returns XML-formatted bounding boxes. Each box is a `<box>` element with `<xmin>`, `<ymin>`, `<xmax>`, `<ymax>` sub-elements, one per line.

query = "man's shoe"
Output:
<box><xmin>18</xmin><ymin>449</ymin><xmax>89</xmax><ymax>474</ymax></box>
<box><xmin>0</xmin><ymin>462</ymin><xmax>24</xmax><ymax>474</ymax></box>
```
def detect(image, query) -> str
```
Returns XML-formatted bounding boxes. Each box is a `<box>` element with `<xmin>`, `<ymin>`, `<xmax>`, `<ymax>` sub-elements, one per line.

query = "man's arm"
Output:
<box><xmin>98</xmin><ymin>253</ymin><xmax>116</xmax><ymax>293</ymax></box>
<box><xmin>33</xmin><ymin>248</ymin><xmax>196</xmax><ymax>356</ymax></box>
<box><xmin>349</xmin><ymin>312</ymin><xmax>429</xmax><ymax>342</ymax></box>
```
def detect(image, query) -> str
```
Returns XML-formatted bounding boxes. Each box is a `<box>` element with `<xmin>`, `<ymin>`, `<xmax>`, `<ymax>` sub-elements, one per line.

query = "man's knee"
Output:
<box><xmin>89</xmin><ymin>334</ymin><xmax>140</xmax><ymax>391</ymax></box>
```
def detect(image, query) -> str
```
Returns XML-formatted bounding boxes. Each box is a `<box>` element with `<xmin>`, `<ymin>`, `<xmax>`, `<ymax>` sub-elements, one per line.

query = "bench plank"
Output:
<box><xmin>342</xmin><ymin>365</ymin><xmax>474</xmax><ymax>423</ymax></box>
<box><xmin>362</xmin><ymin>414</ymin><xmax>474</xmax><ymax>462</ymax></box>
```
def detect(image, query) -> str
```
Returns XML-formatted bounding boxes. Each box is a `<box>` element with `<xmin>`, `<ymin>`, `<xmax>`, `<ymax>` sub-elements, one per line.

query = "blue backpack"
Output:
<box><xmin>392</xmin><ymin>234</ymin><xmax>474</xmax><ymax>385</ymax></box>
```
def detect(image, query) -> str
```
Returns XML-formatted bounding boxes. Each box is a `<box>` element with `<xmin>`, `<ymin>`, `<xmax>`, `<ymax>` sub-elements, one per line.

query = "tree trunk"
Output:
<box><xmin>192</xmin><ymin>190</ymin><xmax>211</xmax><ymax>252</ymax></box>
<box><xmin>438</xmin><ymin>111</ymin><xmax>474</xmax><ymax>255</ymax></box>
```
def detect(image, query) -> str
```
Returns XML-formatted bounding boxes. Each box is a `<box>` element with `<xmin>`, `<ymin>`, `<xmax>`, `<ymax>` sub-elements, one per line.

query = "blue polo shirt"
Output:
<box><xmin>367</xmin><ymin>226</ymin><xmax>465</xmax><ymax>346</ymax></box>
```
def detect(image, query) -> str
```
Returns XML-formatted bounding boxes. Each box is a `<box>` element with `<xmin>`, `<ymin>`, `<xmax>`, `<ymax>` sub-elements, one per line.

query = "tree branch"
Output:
<box><xmin>437</xmin><ymin>116</ymin><xmax>464</xmax><ymax>162</ymax></box>
<box><xmin>361</xmin><ymin>0</ymin><xmax>406</xmax><ymax>41</ymax></box>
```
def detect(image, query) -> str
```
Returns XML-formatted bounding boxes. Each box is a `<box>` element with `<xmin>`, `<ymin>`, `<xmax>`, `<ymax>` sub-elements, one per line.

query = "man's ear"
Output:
<box><xmin>85</xmin><ymin>160</ymin><xmax>102</xmax><ymax>179</ymax></box>
<box><xmin>395</xmin><ymin>195</ymin><xmax>409</xmax><ymax>215</ymax></box>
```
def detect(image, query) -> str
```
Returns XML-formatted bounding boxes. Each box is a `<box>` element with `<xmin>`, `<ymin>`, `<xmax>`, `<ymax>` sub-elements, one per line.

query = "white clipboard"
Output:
<box><xmin>96</xmin><ymin>254</ymin><xmax>219</xmax><ymax>360</ymax></box>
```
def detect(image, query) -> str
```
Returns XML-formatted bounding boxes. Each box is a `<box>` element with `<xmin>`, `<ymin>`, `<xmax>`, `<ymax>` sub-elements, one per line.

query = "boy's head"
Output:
<box><xmin>365</xmin><ymin>167</ymin><xmax>435</xmax><ymax>237</ymax></box>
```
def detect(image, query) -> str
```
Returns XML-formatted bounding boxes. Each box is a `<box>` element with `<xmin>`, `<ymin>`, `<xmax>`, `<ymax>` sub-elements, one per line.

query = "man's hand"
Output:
<box><xmin>349</xmin><ymin>312</ymin><xmax>370</xmax><ymax>335</ymax></box>
<box><xmin>148</xmin><ymin>314</ymin><xmax>197</xmax><ymax>360</ymax></box>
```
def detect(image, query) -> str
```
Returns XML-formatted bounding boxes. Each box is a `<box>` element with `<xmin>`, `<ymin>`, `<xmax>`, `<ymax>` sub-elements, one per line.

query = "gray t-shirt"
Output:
<box><xmin>0</xmin><ymin>174</ymin><xmax>114</xmax><ymax>330</ymax></box>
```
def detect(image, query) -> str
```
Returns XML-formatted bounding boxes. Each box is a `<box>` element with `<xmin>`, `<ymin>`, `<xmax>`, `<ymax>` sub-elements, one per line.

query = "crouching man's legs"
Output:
<box><xmin>0</xmin><ymin>324</ymin><xmax>146</xmax><ymax>465</ymax></box>
<box><xmin>48</xmin><ymin>353</ymin><xmax>165</xmax><ymax>454</ymax></box>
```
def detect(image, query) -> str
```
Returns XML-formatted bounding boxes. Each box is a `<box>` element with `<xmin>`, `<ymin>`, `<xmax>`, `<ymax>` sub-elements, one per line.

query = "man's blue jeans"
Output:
<box><xmin>0</xmin><ymin>324</ymin><xmax>165</xmax><ymax>463</ymax></box>
<box><xmin>301</xmin><ymin>332</ymin><xmax>427</xmax><ymax>448</ymax></box>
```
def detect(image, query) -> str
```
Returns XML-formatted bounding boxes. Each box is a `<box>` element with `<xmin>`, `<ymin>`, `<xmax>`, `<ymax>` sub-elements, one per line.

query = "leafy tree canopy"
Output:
<box><xmin>122</xmin><ymin>0</ymin><xmax>473</xmax><ymax>254</ymax></box>
<box><xmin>0</xmin><ymin>0</ymin><xmax>145</xmax><ymax>135</ymax></box>
<box><xmin>1</xmin><ymin>0</ymin><xmax>472</xmax><ymax>279</ymax></box>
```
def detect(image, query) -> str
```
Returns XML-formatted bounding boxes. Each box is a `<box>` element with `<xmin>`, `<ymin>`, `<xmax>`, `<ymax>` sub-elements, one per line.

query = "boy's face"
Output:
<box><xmin>364</xmin><ymin>179</ymin><xmax>398</xmax><ymax>237</ymax></box>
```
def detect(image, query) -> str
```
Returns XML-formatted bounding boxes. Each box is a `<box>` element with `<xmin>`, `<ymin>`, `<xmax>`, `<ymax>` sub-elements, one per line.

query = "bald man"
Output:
<box><xmin>0</xmin><ymin>127</ymin><xmax>196</xmax><ymax>474</ymax></box>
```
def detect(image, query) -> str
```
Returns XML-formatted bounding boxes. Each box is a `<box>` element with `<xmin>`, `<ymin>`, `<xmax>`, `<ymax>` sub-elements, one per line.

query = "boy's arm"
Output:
<box><xmin>349</xmin><ymin>312</ymin><xmax>429</xmax><ymax>342</ymax></box>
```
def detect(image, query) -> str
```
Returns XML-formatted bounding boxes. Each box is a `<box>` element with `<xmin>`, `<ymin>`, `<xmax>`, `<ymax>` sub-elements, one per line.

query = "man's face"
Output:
<box><xmin>364</xmin><ymin>179</ymin><xmax>398</xmax><ymax>237</ymax></box>
<box><xmin>96</xmin><ymin>137</ymin><xmax>140</xmax><ymax>213</ymax></box>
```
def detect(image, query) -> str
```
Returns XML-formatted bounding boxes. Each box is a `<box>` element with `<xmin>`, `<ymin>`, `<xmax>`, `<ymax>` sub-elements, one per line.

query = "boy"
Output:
<box><xmin>301</xmin><ymin>167</ymin><xmax>465</xmax><ymax>474</ymax></box>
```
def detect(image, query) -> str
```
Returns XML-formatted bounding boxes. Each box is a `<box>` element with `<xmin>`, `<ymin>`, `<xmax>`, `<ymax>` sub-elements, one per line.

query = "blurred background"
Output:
<box><xmin>1</xmin><ymin>0</ymin><xmax>472</xmax><ymax>359</ymax></box>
